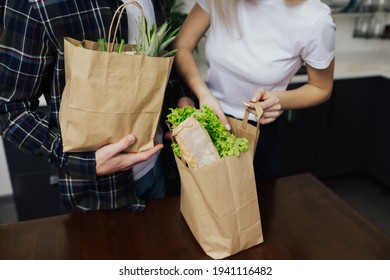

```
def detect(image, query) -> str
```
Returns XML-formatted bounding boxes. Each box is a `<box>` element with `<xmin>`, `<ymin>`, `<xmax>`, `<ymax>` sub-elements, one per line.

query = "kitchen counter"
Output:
<box><xmin>292</xmin><ymin>50</ymin><xmax>390</xmax><ymax>83</ymax></box>
<box><xmin>1</xmin><ymin>173</ymin><xmax>389</xmax><ymax>260</ymax></box>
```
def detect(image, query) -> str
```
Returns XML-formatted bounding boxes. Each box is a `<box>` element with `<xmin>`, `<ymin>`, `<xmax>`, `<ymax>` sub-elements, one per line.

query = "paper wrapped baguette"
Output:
<box><xmin>172</xmin><ymin>115</ymin><xmax>220</xmax><ymax>169</ymax></box>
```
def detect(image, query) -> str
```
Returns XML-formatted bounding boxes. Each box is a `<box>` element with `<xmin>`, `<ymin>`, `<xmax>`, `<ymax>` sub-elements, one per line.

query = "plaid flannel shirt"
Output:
<box><xmin>0</xmin><ymin>0</ymin><xmax>189</xmax><ymax>211</ymax></box>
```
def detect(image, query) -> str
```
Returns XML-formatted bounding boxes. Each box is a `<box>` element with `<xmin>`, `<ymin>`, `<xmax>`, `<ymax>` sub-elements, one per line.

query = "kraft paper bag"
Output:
<box><xmin>175</xmin><ymin>105</ymin><xmax>264</xmax><ymax>259</ymax></box>
<box><xmin>59</xmin><ymin>3</ymin><xmax>174</xmax><ymax>152</ymax></box>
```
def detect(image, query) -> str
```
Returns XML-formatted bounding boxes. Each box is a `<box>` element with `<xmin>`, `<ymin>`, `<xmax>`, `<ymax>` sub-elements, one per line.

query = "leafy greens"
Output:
<box><xmin>167</xmin><ymin>106</ymin><xmax>249</xmax><ymax>158</ymax></box>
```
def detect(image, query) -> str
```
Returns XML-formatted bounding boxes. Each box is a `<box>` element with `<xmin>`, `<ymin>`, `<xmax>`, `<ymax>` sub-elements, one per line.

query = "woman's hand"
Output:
<box><xmin>199</xmin><ymin>92</ymin><xmax>231</xmax><ymax>130</ymax></box>
<box><xmin>95</xmin><ymin>135</ymin><xmax>163</xmax><ymax>176</ymax></box>
<box><xmin>243</xmin><ymin>88</ymin><xmax>282</xmax><ymax>125</ymax></box>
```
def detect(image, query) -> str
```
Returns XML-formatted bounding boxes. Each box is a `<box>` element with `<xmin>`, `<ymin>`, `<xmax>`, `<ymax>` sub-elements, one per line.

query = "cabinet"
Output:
<box><xmin>365</xmin><ymin>78</ymin><xmax>390</xmax><ymax>186</ymax></box>
<box><xmin>3</xmin><ymin>140</ymin><xmax>69</xmax><ymax>221</ymax></box>
<box><xmin>278</xmin><ymin>76</ymin><xmax>389</xmax><ymax>187</ymax></box>
<box><xmin>277</xmin><ymin>83</ymin><xmax>323</xmax><ymax>177</ymax></box>
<box><xmin>314</xmin><ymin>77</ymin><xmax>379</xmax><ymax>177</ymax></box>
<box><xmin>3</xmin><ymin>107</ymin><xmax>70</xmax><ymax>221</ymax></box>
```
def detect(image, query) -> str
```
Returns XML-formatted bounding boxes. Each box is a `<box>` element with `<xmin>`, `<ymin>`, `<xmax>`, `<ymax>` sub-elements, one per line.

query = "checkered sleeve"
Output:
<box><xmin>0</xmin><ymin>1</ymin><xmax>96</xmax><ymax>179</ymax></box>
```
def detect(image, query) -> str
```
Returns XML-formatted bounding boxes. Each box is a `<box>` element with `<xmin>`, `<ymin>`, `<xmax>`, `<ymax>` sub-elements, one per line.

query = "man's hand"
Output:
<box><xmin>95</xmin><ymin>135</ymin><xmax>163</xmax><ymax>176</ymax></box>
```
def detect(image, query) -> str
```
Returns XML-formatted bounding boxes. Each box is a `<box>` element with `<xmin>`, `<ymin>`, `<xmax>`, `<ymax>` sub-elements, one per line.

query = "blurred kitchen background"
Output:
<box><xmin>1</xmin><ymin>0</ymin><xmax>390</xmax><ymax>235</ymax></box>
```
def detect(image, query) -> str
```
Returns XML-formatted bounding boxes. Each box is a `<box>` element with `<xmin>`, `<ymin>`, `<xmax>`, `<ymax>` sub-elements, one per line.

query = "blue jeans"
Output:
<box><xmin>134</xmin><ymin>157</ymin><xmax>165</xmax><ymax>201</ymax></box>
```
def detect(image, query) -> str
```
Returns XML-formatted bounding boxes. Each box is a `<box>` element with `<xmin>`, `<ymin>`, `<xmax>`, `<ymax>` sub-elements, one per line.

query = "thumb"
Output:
<box><xmin>216</xmin><ymin>112</ymin><xmax>231</xmax><ymax>131</ymax></box>
<box><xmin>251</xmin><ymin>88</ymin><xmax>267</xmax><ymax>102</ymax></box>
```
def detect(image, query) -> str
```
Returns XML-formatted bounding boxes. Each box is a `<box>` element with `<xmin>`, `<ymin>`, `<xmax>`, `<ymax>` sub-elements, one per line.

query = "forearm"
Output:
<box><xmin>0</xmin><ymin>99</ymin><xmax>56</xmax><ymax>158</ymax></box>
<box><xmin>2</xmin><ymin>113</ymin><xmax>97</xmax><ymax>180</ymax></box>
<box><xmin>174</xmin><ymin>49</ymin><xmax>209</xmax><ymax>100</ymax></box>
<box><xmin>172</xmin><ymin>3</ymin><xmax>211</xmax><ymax>102</ymax></box>
<box><xmin>0</xmin><ymin>105</ymin><xmax>96</xmax><ymax>179</ymax></box>
<box><xmin>274</xmin><ymin>83</ymin><xmax>332</xmax><ymax>110</ymax></box>
<box><xmin>275</xmin><ymin>59</ymin><xmax>335</xmax><ymax>110</ymax></box>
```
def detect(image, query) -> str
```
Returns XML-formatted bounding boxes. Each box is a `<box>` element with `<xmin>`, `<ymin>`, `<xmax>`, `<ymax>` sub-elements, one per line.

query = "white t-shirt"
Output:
<box><xmin>121</xmin><ymin>0</ymin><xmax>162</xmax><ymax>181</ymax></box>
<box><xmin>197</xmin><ymin>0</ymin><xmax>336</xmax><ymax>121</ymax></box>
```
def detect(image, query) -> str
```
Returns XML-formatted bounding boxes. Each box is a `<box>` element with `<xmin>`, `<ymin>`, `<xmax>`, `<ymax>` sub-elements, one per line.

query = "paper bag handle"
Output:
<box><xmin>108</xmin><ymin>1</ymin><xmax>145</xmax><ymax>53</ymax></box>
<box><xmin>241</xmin><ymin>102</ymin><xmax>263</xmax><ymax>130</ymax></box>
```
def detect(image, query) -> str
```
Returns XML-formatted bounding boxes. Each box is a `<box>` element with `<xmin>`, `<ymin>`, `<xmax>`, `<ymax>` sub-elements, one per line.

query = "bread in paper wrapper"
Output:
<box><xmin>172</xmin><ymin>115</ymin><xmax>220</xmax><ymax>169</ymax></box>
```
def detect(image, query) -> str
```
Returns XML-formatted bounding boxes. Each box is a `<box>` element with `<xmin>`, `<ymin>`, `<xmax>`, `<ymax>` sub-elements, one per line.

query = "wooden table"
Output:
<box><xmin>0</xmin><ymin>173</ymin><xmax>389</xmax><ymax>260</ymax></box>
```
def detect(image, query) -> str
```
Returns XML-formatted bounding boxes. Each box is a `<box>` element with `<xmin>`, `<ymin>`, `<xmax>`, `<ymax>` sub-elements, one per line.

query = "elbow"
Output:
<box><xmin>314</xmin><ymin>78</ymin><xmax>334</xmax><ymax>105</ymax></box>
<box><xmin>323</xmin><ymin>86</ymin><xmax>333</xmax><ymax>103</ymax></box>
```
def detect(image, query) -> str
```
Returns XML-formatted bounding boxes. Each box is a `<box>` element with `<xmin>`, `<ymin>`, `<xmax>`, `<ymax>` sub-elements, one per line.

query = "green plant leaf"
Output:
<box><xmin>158</xmin><ymin>32</ymin><xmax>178</xmax><ymax>54</ymax></box>
<box><xmin>118</xmin><ymin>39</ymin><xmax>125</xmax><ymax>54</ymax></box>
<box><xmin>134</xmin><ymin>16</ymin><xmax>180</xmax><ymax>57</ymax></box>
<box><xmin>161</xmin><ymin>49</ymin><xmax>177</xmax><ymax>57</ymax></box>
<box><xmin>98</xmin><ymin>38</ymin><xmax>107</xmax><ymax>52</ymax></box>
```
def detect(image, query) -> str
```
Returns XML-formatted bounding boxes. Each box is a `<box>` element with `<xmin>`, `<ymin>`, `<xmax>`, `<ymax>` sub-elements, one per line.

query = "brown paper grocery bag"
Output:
<box><xmin>59</xmin><ymin>2</ymin><xmax>174</xmax><ymax>152</ymax></box>
<box><xmin>175</xmin><ymin>105</ymin><xmax>264</xmax><ymax>259</ymax></box>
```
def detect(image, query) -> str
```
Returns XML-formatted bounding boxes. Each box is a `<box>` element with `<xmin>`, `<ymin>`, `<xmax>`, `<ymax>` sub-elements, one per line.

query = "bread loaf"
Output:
<box><xmin>172</xmin><ymin>115</ymin><xmax>220</xmax><ymax>169</ymax></box>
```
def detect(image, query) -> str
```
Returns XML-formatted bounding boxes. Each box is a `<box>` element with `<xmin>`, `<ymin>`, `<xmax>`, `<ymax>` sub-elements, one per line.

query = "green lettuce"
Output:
<box><xmin>167</xmin><ymin>106</ymin><xmax>249</xmax><ymax>158</ymax></box>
